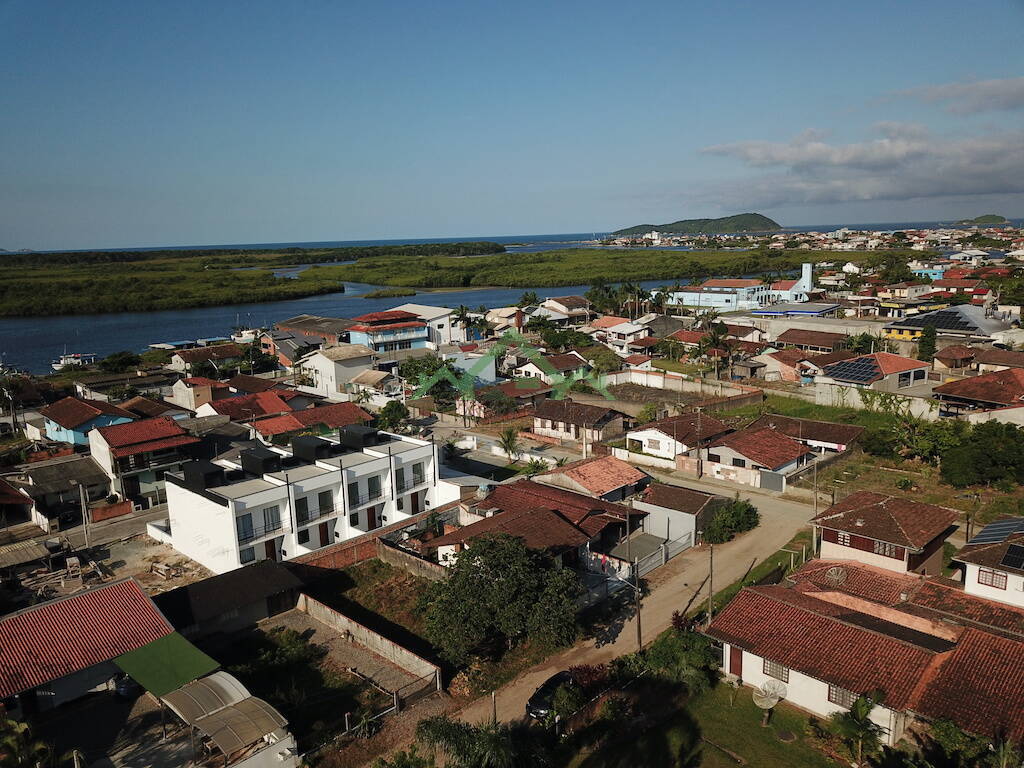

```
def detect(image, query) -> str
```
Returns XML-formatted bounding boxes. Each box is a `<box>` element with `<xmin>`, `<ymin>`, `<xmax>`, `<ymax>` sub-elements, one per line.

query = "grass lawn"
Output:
<box><xmin>687</xmin><ymin>685</ymin><xmax>835</xmax><ymax>768</ymax></box>
<box><xmin>564</xmin><ymin>684</ymin><xmax>834</xmax><ymax>768</ymax></box>
<box><xmin>653</xmin><ymin>359</ymin><xmax>702</xmax><ymax>376</ymax></box>
<box><xmin>714</xmin><ymin>393</ymin><xmax>900</xmax><ymax>431</ymax></box>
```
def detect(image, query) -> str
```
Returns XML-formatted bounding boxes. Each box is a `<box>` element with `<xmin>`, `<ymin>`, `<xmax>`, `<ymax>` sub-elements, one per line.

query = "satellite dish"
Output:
<box><xmin>825</xmin><ymin>566</ymin><xmax>848</xmax><ymax>587</ymax></box>
<box><xmin>752</xmin><ymin>680</ymin><xmax>787</xmax><ymax>725</ymax></box>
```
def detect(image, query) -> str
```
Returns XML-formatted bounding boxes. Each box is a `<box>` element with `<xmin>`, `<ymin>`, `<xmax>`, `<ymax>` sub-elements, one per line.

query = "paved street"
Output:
<box><xmin>458</xmin><ymin>476</ymin><xmax>815</xmax><ymax>725</ymax></box>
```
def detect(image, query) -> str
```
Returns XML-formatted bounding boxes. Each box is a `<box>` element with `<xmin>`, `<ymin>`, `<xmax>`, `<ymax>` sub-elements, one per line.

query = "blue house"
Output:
<box><xmin>347</xmin><ymin>310</ymin><xmax>430</xmax><ymax>353</ymax></box>
<box><xmin>39</xmin><ymin>396</ymin><xmax>135</xmax><ymax>445</ymax></box>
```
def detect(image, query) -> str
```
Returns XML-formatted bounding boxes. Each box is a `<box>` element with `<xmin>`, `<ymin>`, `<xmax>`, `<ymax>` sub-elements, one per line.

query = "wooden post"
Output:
<box><xmin>491</xmin><ymin>691</ymin><xmax>497</xmax><ymax>723</ymax></box>
<box><xmin>706</xmin><ymin>543</ymin><xmax>714</xmax><ymax>627</ymax></box>
<box><xmin>634</xmin><ymin>558</ymin><xmax>642</xmax><ymax>650</ymax></box>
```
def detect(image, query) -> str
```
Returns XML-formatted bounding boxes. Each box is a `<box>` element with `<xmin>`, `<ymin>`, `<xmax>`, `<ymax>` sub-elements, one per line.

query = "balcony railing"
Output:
<box><xmin>237</xmin><ymin>519</ymin><xmax>289</xmax><ymax>545</ymax></box>
<box><xmin>296</xmin><ymin>503</ymin><xmax>343</xmax><ymax>526</ymax></box>
<box><xmin>396</xmin><ymin>475</ymin><xmax>427</xmax><ymax>493</ymax></box>
<box><xmin>349</xmin><ymin>489</ymin><xmax>384</xmax><ymax>507</ymax></box>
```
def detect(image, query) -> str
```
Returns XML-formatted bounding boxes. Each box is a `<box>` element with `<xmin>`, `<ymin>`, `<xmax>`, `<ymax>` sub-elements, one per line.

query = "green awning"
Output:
<box><xmin>115</xmin><ymin>632</ymin><xmax>219</xmax><ymax>697</ymax></box>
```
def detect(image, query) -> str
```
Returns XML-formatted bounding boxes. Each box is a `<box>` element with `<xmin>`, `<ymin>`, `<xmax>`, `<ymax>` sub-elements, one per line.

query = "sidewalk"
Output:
<box><xmin>457</xmin><ymin>487</ymin><xmax>814</xmax><ymax>724</ymax></box>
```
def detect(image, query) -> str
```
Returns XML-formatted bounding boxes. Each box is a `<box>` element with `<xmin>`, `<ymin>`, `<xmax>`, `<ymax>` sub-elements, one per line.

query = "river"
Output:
<box><xmin>0</xmin><ymin>278</ymin><xmax>686</xmax><ymax>374</ymax></box>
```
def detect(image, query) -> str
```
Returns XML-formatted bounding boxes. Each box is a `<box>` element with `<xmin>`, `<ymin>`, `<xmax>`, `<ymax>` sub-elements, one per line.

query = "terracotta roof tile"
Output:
<box><xmin>534</xmin><ymin>398</ymin><xmax>624</xmax><ymax>427</ymax></box>
<box><xmin>972</xmin><ymin>348</ymin><xmax>1024</xmax><ymax>369</ymax></box>
<box><xmin>208</xmin><ymin>392</ymin><xmax>294</xmax><ymax>420</ymax></box>
<box><xmin>775</xmin><ymin>328</ymin><xmax>848</xmax><ymax>349</ymax></box>
<box><xmin>426</xmin><ymin>507</ymin><xmax>591</xmax><ymax>553</ymax></box>
<box><xmin>812</xmin><ymin>491</ymin><xmax>958</xmax><ymax>549</ymax></box>
<box><xmin>590</xmin><ymin>315</ymin><xmax>630</xmax><ymax>330</ymax></box>
<box><xmin>746</xmin><ymin>414</ymin><xmax>864</xmax><ymax>448</ymax></box>
<box><xmin>539</xmin><ymin>455</ymin><xmax>647</xmax><ymax>497</ymax></box>
<box><xmin>933</xmin><ymin>368</ymin><xmax>1024</xmax><ymax>406</ymax></box>
<box><xmin>479</xmin><ymin>480</ymin><xmax>638</xmax><ymax>535</ymax></box>
<box><xmin>0</xmin><ymin>580</ymin><xmax>172</xmax><ymax>699</ymax></box>
<box><xmin>710</xmin><ymin>427</ymin><xmax>811</xmax><ymax>471</ymax></box>
<box><xmin>96</xmin><ymin>417</ymin><xmax>201</xmax><ymax>458</ymax></box>
<box><xmin>225</xmin><ymin>374</ymin><xmax>279</xmax><ymax>393</ymax></box>
<box><xmin>638</xmin><ymin>412</ymin><xmax>730</xmax><ymax>447</ymax></box>
<box><xmin>641</xmin><ymin>482</ymin><xmax>721</xmax><ymax>515</ymax></box>
<box><xmin>182</xmin><ymin>377</ymin><xmax>229</xmax><ymax>389</ymax></box>
<box><xmin>174</xmin><ymin>343</ymin><xmax>245</xmax><ymax>364</ymax></box>
<box><xmin>252</xmin><ymin>402</ymin><xmax>370</xmax><ymax>436</ymax></box>
<box><xmin>39</xmin><ymin>396</ymin><xmax>135</xmax><ymax>430</ymax></box>
<box><xmin>955</xmin><ymin>530</ymin><xmax>1024</xmax><ymax>575</ymax></box>
<box><xmin>934</xmin><ymin>344</ymin><xmax>976</xmax><ymax>362</ymax></box>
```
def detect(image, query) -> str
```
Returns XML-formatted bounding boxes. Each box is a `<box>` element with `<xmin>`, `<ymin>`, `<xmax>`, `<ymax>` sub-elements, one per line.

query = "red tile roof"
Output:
<box><xmin>350</xmin><ymin>310</ymin><xmax>422</xmax><ymax>323</ymax></box>
<box><xmin>934</xmin><ymin>344</ymin><xmax>976</xmax><ymax>362</ymax></box>
<box><xmin>624</xmin><ymin>354</ymin><xmax>652</xmax><ymax>365</ymax></box>
<box><xmin>0</xmin><ymin>476</ymin><xmax>31</xmax><ymax>506</ymax></box>
<box><xmin>480</xmin><ymin>480</ymin><xmax>639</xmax><ymax>538</ymax></box>
<box><xmin>0</xmin><ymin>580</ymin><xmax>172</xmax><ymax>699</ymax></box>
<box><xmin>534</xmin><ymin>398</ymin><xmax>624</xmax><ymax>427</ymax></box>
<box><xmin>348</xmin><ymin>320</ymin><xmax>427</xmax><ymax>332</ymax></box>
<box><xmin>771</xmin><ymin>279</ymin><xmax>798</xmax><ymax>290</ymax></box>
<box><xmin>638</xmin><ymin>412</ymin><xmax>730</xmax><ymax>447</ymax></box>
<box><xmin>539</xmin><ymin>455</ymin><xmax>648</xmax><ymax>497</ymax></box>
<box><xmin>182</xmin><ymin>376</ymin><xmax>229</xmax><ymax>389</ymax></box>
<box><xmin>96</xmin><ymin>417</ymin><xmax>201</xmax><ymax>458</ymax></box>
<box><xmin>812</xmin><ymin>491</ymin><xmax>958</xmax><ymax>550</ymax></box>
<box><xmin>641</xmin><ymin>482</ymin><xmax>721</xmax><ymax>515</ymax></box>
<box><xmin>775</xmin><ymin>328</ymin><xmax>848</xmax><ymax>349</ymax></box>
<box><xmin>225</xmin><ymin>374</ymin><xmax>280</xmax><ymax>393</ymax></box>
<box><xmin>700</xmin><ymin>278</ymin><xmax>762</xmax><ymax>288</ymax></box>
<box><xmin>667</xmin><ymin>329</ymin><xmax>706</xmax><ymax>345</ymax></box>
<box><xmin>791</xmin><ymin>560</ymin><xmax>923</xmax><ymax>605</ymax></box>
<box><xmin>252</xmin><ymin>402</ymin><xmax>371</xmax><ymax>436</ymax></box>
<box><xmin>546</xmin><ymin>295</ymin><xmax>590</xmax><ymax>310</ymax></box>
<box><xmin>710</xmin><ymin>427</ymin><xmax>811</xmax><ymax>470</ymax></box>
<box><xmin>972</xmin><ymin>347</ymin><xmax>1024</xmax><ymax>369</ymax></box>
<box><xmin>745</xmin><ymin>414</ymin><xmax>864</xmax><ymax>448</ymax></box>
<box><xmin>706</xmin><ymin>586</ymin><xmax>938</xmax><ymax>710</ymax></box>
<box><xmin>590</xmin><ymin>315</ymin><xmax>630</xmax><ymax>330</ymax></box>
<box><xmin>933</xmin><ymin>368</ymin><xmax>1024</xmax><ymax>406</ymax></box>
<box><xmin>537</xmin><ymin>353</ymin><xmax>589</xmax><ymax>372</ymax></box>
<box><xmin>629</xmin><ymin>336</ymin><xmax>660</xmax><ymax>348</ymax></box>
<box><xmin>118</xmin><ymin>396</ymin><xmax>184</xmax><ymax>419</ymax></box>
<box><xmin>933</xmin><ymin>279</ymin><xmax>987</xmax><ymax>289</ymax></box>
<box><xmin>872</xmin><ymin>351</ymin><xmax>931</xmax><ymax>375</ymax></box>
<box><xmin>426</xmin><ymin>507</ymin><xmax>591</xmax><ymax>553</ymax></box>
<box><xmin>768</xmin><ymin>349</ymin><xmax>807</xmax><ymax>368</ymax></box>
<box><xmin>39</xmin><ymin>396</ymin><xmax>135</xmax><ymax>430</ymax></box>
<box><xmin>208</xmin><ymin>391</ymin><xmax>295</xmax><ymax>420</ymax></box>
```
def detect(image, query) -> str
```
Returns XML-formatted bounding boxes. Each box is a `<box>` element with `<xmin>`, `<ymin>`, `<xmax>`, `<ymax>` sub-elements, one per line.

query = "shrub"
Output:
<box><xmin>569</xmin><ymin>664</ymin><xmax>609</xmax><ymax>694</ymax></box>
<box><xmin>703</xmin><ymin>499</ymin><xmax>760</xmax><ymax>544</ymax></box>
<box><xmin>895</xmin><ymin>477</ymin><xmax>913</xmax><ymax>490</ymax></box>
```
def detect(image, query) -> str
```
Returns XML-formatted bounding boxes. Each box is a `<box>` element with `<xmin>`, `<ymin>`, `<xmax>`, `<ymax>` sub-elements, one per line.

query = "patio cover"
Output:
<box><xmin>0</xmin><ymin>540</ymin><xmax>51</xmax><ymax>569</ymax></box>
<box><xmin>193</xmin><ymin>697</ymin><xmax>288</xmax><ymax>756</ymax></box>
<box><xmin>160</xmin><ymin>671</ymin><xmax>250</xmax><ymax>725</ymax></box>
<box><xmin>114</xmin><ymin>631</ymin><xmax>218</xmax><ymax>697</ymax></box>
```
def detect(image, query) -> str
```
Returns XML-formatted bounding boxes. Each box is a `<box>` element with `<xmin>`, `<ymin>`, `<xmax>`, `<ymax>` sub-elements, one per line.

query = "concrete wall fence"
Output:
<box><xmin>293</xmin><ymin>508</ymin><xmax>438</xmax><ymax>570</ymax></box>
<box><xmin>376</xmin><ymin>539</ymin><xmax>448</xmax><ymax>582</ymax></box>
<box><xmin>297</xmin><ymin>593</ymin><xmax>441</xmax><ymax>689</ymax></box>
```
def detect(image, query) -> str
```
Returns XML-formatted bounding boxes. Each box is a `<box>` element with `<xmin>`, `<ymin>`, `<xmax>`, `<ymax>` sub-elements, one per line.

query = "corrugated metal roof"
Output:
<box><xmin>0</xmin><ymin>579</ymin><xmax>173</xmax><ymax>699</ymax></box>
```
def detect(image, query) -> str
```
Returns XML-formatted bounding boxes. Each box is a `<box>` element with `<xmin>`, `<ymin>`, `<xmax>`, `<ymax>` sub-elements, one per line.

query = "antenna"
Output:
<box><xmin>824</xmin><ymin>566</ymin><xmax>847</xmax><ymax>587</ymax></box>
<box><xmin>752</xmin><ymin>679</ymin><xmax>787</xmax><ymax>726</ymax></box>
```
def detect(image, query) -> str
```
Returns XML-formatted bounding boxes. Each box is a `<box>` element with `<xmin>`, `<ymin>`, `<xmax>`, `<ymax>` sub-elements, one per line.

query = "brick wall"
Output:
<box><xmin>292</xmin><ymin>507</ymin><xmax>437</xmax><ymax>570</ymax></box>
<box><xmin>90</xmin><ymin>500</ymin><xmax>133</xmax><ymax>523</ymax></box>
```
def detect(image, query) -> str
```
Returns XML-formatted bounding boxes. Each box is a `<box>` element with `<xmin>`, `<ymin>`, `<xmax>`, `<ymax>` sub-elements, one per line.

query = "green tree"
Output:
<box><xmin>477</xmin><ymin>389</ymin><xmax>516</xmax><ymax>415</ymax></box>
<box><xmin>497</xmin><ymin>425</ymin><xmax>522</xmax><ymax>462</ymax></box>
<box><xmin>644</xmin><ymin>629</ymin><xmax>719</xmax><ymax>694</ymax></box>
<box><xmin>525</xmin><ymin>314</ymin><xmax>556</xmax><ymax>334</ymax></box>
<box><xmin>587</xmin><ymin>345</ymin><xmax>622</xmax><ymax>374</ymax></box>
<box><xmin>702</xmin><ymin>499</ymin><xmax>760</xmax><ymax>544</ymax></box>
<box><xmin>638</xmin><ymin>403</ymin><xmax>660</xmax><ymax>423</ymax></box>
<box><xmin>414</xmin><ymin>716</ymin><xmax>550</xmax><ymax>768</ymax></box>
<box><xmin>107</xmin><ymin>384</ymin><xmax>140</xmax><ymax>401</ymax></box>
<box><xmin>399</xmin><ymin>354</ymin><xmax>461</xmax><ymax>407</ymax></box>
<box><xmin>829</xmin><ymin>695</ymin><xmax>885</xmax><ymax>767</ymax></box>
<box><xmin>377</xmin><ymin>400</ymin><xmax>410</xmax><ymax>431</ymax></box>
<box><xmin>522</xmin><ymin>458</ymin><xmax>548</xmax><ymax>476</ymax></box>
<box><xmin>0</xmin><ymin>719</ymin><xmax>51</xmax><ymax>768</ymax></box>
<box><xmin>371</xmin><ymin>746</ymin><xmax>435</xmax><ymax>768</ymax></box>
<box><xmin>422</xmin><ymin>534</ymin><xmax>580</xmax><ymax>663</ymax></box>
<box><xmin>98</xmin><ymin>350</ymin><xmax>141</xmax><ymax>373</ymax></box>
<box><xmin>917</xmin><ymin>325</ymin><xmax>937</xmax><ymax>361</ymax></box>
<box><xmin>517</xmin><ymin>291</ymin><xmax>540</xmax><ymax>307</ymax></box>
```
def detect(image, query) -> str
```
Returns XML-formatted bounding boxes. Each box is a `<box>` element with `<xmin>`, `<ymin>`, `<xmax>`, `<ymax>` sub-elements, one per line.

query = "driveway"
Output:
<box><xmin>457</xmin><ymin>478</ymin><xmax>814</xmax><ymax>725</ymax></box>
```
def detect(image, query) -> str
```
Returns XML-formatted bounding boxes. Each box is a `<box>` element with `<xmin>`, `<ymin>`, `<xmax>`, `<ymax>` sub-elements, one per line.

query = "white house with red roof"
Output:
<box><xmin>700</xmin><ymin>427</ymin><xmax>813</xmax><ymax>490</ymax></box>
<box><xmin>89</xmin><ymin>417</ymin><xmax>202</xmax><ymax>508</ymax></box>
<box><xmin>168</xmin><ymin>376</ymin><xmax>234</xmax><ymax>411</ymax></box>
<box><xmin>534</xmin><ymin>455</ymin><xmax>650</xmax><ymax>502</ymax></box>
<box><xmin>767</xmin><ymin>263</ymin><xmax>815</xmax><ymax>303</ymax></box>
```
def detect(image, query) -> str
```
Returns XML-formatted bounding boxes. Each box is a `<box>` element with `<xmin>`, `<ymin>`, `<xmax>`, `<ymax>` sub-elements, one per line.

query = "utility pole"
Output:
<box><xmin>77</xmin><ymin>481</ymin><xmax>91</xmax><ymax>552</ymax></box>
<box><xmin>705</xmin><ymin>542</ymin><xmax>714</xmax><ymax>627</ymax></box>
<box><xmin>633</xmin><ymin>558</ymin><xmax>642</xmax><ymax>650</ymax></box>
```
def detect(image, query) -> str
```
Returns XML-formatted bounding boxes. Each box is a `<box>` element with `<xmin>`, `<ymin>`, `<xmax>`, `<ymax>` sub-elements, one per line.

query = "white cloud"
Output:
<box><xmin>898</xmin><ymin>76</ymin><xmax>1024</xmax><ymax>114</ymax></box>
<box><xmin>698</xmin><ymin>124</ymin><xmax>1024</xmax><ymax>208</ymax></box>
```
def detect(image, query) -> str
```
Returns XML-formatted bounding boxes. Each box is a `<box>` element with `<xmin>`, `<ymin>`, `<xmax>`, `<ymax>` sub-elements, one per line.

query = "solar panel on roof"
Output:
<box><xmin>967</xmin><ymin>518</ymin><xmax>1024</xmax><ymax>544</ymax></box>
<box><xmin>1001</xmin><ymin>543</ymin><xmax>1024</xmax><ymax>571</ymax></box>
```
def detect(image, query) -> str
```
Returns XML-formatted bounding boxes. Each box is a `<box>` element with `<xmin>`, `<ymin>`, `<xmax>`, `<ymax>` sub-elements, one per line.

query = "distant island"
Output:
<box><xmin>612</xmin><ymin>212</ymin><xmax>782</xmax><ymax>236</ymax></box>
<box><xmin>958</xmin><ymin>214</ymin><xmax>1009</xmax><ymax>225</ymax></box>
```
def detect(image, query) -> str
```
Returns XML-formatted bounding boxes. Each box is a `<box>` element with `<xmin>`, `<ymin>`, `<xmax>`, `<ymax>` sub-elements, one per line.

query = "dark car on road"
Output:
<box><xmin>526</xmin><ymin>671</ymin><xmax>576</xmax><ymax>721</ymax></box>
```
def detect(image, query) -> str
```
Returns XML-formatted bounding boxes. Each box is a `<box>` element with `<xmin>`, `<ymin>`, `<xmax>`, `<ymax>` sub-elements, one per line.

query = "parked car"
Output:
<box><xmin>526</xmin><ymin>671</ymin><xmax>575</xmax><ymax>721</ymax></box>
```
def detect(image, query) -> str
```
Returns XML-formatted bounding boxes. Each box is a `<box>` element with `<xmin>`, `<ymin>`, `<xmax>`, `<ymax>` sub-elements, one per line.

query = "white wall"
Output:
<box><xmin>963</xmin><ymin>562</ymin><xmax>1024</xmax><ymax>608</ymax></box>
<box><xmin>723</xmin><ymin>643</ymin><xmax>901</xmax><ymax>745</ymax></box>
<box><xmin>632</xmin><ymin>499</ymin><xmax>697</xmax><ymax>543</ymax></box>
<box><xmin>819</xmin><ymin>540</ymin><xmax>909</xmax><ymax>573</ymax></box>
<box><xmin>166</xmin><ymin>482</ymin><xmax>241</xmax><ymax>574</ymax></box>
<box><xmin>87</xmin><ymin>430</ymin><xmax>116</xmax><ymax>479</ymax></box>
<box><xmin>625</xmin><ymin>427</ymin><xmax>686</xmax><ymax>459</ymax></box>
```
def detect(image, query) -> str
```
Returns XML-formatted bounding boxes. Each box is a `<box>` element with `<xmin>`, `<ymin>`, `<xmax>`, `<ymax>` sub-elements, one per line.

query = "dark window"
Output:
<box><xmin>828</xmin><ymin>685</ymin><xmax>858</xmax><ymax>708</ymax></box>
<box><xmin>708</xmin><ymin>453</ymin><xmax>722</xmax><ymax>463</ymax></box>
<box><xmin>318</xmin><ymin>490</ymin><xmax>333</xmax><ymax>512</ymax></box>
<box><xmin>731</xmin><ymin>458</ymin><xmax>746</xmax><ymax>468</ymax></box>
<box><xmin>979</xmin><ymin>568</ymin><xmax>1007</xmax><ymax>589</ymax></box>
<box><xmin>763</xmin><ymin>659</ymin><xmax>789</xmax><ymax>683</ymax></box>
<box><xmin>873</xmin><ymin>540</ymin><xmax>900</xmax><ymax>559</ymax></box>
<box><xmin>297</xmin><ymin>528</ymin><xmax>310</xmax><ymax>545</ymax></box>
<box><xmin>240</xmin><ymin>547</ymin><xmax>255</xmax><ymax>564</ymax></box>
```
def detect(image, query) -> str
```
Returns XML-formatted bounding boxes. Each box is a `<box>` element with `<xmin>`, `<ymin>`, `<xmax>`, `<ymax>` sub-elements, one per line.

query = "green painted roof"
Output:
<box><xmin>114</xmin><ymin>631</ymin><xmax>219</xmax><ymax>696</ymax></box>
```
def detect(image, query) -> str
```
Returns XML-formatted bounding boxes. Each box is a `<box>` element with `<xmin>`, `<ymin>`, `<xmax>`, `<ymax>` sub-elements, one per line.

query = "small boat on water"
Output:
<box><xmin>51</xmin><ymin>352</ymin><xmax>98</xmax><ymax>371</ymax></box>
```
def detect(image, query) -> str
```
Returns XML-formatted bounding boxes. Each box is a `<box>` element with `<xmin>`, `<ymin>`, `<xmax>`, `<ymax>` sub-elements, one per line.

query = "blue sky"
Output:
<box><xmin>2</xmin><ymin>0</ymin><xmax>1023</xmax><ymax>250</ymax></box>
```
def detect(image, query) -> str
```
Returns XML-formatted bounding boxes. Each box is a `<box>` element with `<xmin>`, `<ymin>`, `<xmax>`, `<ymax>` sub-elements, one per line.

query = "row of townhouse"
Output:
<box><xmin>707</xmin><ymin>491</ymin><xmax>1024</xmax><ymax>746</ymax></box>
<box><xmin>163</xmin><ymin>426</ymin><xmax>460</xmax><ymax>574</ymax></box>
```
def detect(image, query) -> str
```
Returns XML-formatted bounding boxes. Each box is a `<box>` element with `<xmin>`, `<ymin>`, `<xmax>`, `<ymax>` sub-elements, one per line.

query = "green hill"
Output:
<box><xmin>612</xmin><ymin>213</ymin><xmax>782</xmax><ymax>236</ymax></box>
<box><xmin>957</xmin><ymin>214</ymin><xmax>1009</xmax><ymax>225</ymax></box>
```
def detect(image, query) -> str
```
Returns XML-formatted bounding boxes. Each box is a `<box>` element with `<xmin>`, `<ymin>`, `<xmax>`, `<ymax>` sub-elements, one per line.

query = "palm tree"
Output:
<box><xmin>829</xmin><ymin>695</ymin><xmax>884</xmax><ymax>767</ymax></box>
<box><xmin>522</xmin><ymin>458</ymin><xmax>548</xmax><ymax>476</ymax></box>
<box><xmin>452</xmin><ymin>305</ymin><xmax>473</xmax><ymax>331</ymax></box>
<box><xmin>414</xmin><ymin>716</ymin><xmax>548</xmax><ymax>768</ymax></box>
<box><xmin>517</xmin><ymin>291</ymin><xmax>539</xmax><ymax>307</ymax></box>
<box><xmin>0</xmin><ymin>719</ymin><xmax>51</xmax><ymax>768</ymax></box>
<box><xmin>525</xmin><ymin>315</ymin><xmax>555</xmax><ymax>334</ymax></box>
<box><xmin>698</xmin><ymin>322</ymin><xmax>729</xmax><ymax>379</ymax></box>
<box><xmin>497</xmin><ymin>426</ymin><xmax>522</xmax><ymax>463</ymax></box>
<box><xmin>694</xmin><ymin>309</ymin><xmax>720</xmax><ymax>330</ymax></box>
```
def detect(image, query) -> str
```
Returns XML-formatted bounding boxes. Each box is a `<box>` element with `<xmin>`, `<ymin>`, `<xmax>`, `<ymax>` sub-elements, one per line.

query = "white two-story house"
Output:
<box><xmin>954</xmin><ymin>518</ymin><xmax>1024</xmax><ymax>608</ymax></box>
<box><xmin>163</xmin><ymin>427</ymin><xmax>462</xmax><ymax>574</ymax></box>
